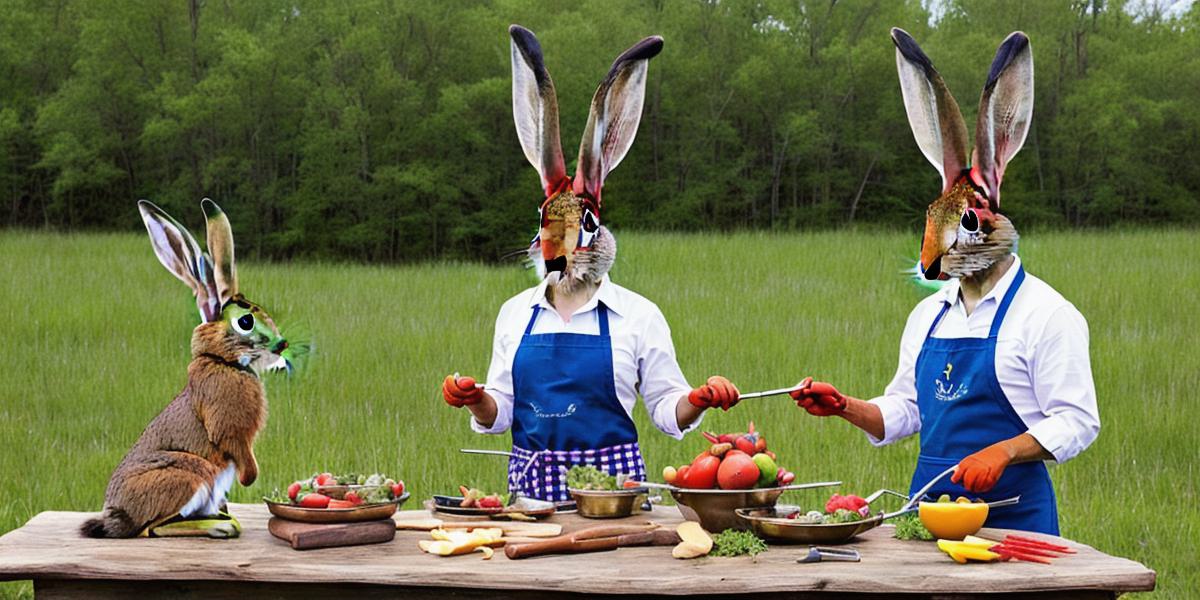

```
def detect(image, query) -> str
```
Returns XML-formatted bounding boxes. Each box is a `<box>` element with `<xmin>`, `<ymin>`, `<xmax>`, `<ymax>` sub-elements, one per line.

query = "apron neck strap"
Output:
<box><xmin>988</xmin><ymin>265</ymin><xmax>1026</xmax><ymax>338</ymax></box>
<box><xmin>523</xmin><ymin>302</ymin><xmax>611</xmax><ymax>336</ymax></box>
<box><xmin>923</xmin><ymin>264</ymin><xmax>1026</xmax><ymax>341</ymax></box>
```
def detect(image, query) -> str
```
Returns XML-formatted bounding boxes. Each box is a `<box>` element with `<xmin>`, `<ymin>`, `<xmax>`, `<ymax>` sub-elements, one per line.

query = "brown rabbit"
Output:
<box><xmin>81</xmin><ymin>199</ymin><xmax>291</xmax><ymax>538</ymax></box>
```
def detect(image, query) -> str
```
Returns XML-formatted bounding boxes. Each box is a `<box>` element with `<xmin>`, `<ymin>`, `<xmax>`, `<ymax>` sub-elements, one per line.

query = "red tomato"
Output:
<box><xmin>688</xmin><ymin>455</ymin><xmax>721</xmax><ymax>489</ymax></box>
<box><xmin>345</xmin><ymin>491</ymin><xmax>363</xmax><ymax>506</ymax></box>
<box><xmin>734</xmin><ymin>436</ymin><xmax>757</xmax><ymax>455</ymax></box>
<box><xmin>717</xmin><ymin>453</ymin><xmax>760</xmax><ymax>490</ymax></box>
<box><xmin>297</xmin><ymin>493</ymin><xmax>331</xmax><ymax>509</ymax></box>
<box><xmin>286</xmin><ymin>482</ymin><xmax>301</xmax><ymax>501</ymax></box>
<box><xmin>391</xmin><ymin>481</ymin><xmax>405</xmax><ymax>498</ymax></box>
<box><xmin>477</xmin><ymin>496</ymin><xmax>503</xmax><ymax>509</ymax></box>
<box><xmin>675</xmin><ymin>465</ymin><xmax>691</xmax><ymax>487</ymax></box>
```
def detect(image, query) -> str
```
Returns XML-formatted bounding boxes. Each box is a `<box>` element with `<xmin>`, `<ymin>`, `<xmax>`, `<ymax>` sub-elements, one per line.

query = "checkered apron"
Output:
<box><xmin>507</xmin><ymin>443</ymin><xmax>647</xmax><ymax>503</ymax></box>
<box><xmin>508</xmin><ymin>303</ymin><xmax>646</xmax><ymax>503</ymax></box>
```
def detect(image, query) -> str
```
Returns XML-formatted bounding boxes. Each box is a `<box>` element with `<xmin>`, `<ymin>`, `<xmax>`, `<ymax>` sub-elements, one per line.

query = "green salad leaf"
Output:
<box><xmin>566</xmin><ymin>465</ymin><xmax>618</xmax><ymax>491</ymax></box>
<box><xmin>710</xmin><ymin>529</ymin><xmax>769</xmax><ymax>557</ymax></box>
<box><xmin>892</xmin><ymin>513</ymin><xmax>934</xmax><ymax>541</ymax></box>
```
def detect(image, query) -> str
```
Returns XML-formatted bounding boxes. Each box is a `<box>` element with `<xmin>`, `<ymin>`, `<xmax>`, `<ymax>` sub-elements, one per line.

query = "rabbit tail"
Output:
<box><xmin>80</xmin><ymin>507</ymin><xmax>139</xmax><ymax>538</ymax></box>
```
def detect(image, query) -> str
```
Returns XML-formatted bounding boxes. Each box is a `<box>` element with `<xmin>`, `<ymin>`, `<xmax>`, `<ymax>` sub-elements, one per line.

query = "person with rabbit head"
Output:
<box><xmin>440</xmin><ymin>25</ymin><xmax>741</xmax><ymax>504</ymax></box>
<box><xmin>789</xmin><ymin>30</ymin><xmax>1100</xmax><ymax>535</ymax></box>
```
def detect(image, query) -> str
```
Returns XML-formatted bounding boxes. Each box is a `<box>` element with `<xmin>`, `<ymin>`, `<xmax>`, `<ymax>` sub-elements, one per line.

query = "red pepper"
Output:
<box><xmin>993</xmin><ymin>543</ymin><xmax>1058</xmax><ymax>558</ymax></box>
<box><xmin>993</xmin><ymin>547</ymin><xmax>1051</xmax><ymax>564</ymax></box>
<box><xmin>1004</xmin><ymin>534</ymin><xmax>1075</xmax><ymax>553</ymax></box>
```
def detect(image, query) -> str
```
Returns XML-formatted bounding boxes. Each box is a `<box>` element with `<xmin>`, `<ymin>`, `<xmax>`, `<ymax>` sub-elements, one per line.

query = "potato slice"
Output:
<box><xmin>673</xmin><ymin>521</ymin><xmax>713</xmax><ymax>559</ymax></box>
<box><xmin>677</xmin><ymin>522</ymin><xmax>713</xmax><ymax>553</ymax></box>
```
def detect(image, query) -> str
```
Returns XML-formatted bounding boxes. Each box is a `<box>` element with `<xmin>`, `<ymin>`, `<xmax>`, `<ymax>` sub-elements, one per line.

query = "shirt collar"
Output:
<box><xmin>939</xmin><ymin>254</ymin><xmax>1022</xmax><ymax>308</ymax></box>
<box><xmin>528</xmin><ymin>274</ymin><xmax>625</xmax><ymax>317</ymax></box>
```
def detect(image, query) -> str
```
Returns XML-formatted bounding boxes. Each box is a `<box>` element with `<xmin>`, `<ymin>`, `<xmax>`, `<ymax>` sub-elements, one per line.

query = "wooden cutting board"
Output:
<box><xmin>392</xmin><ymin>511</ymin><xmax>562</xmax><ymax>537</ymax></box>
<box><xmin>268</xmin><ymin>518</ymin><xmax>396</xmax><ymax>550</ymax></box>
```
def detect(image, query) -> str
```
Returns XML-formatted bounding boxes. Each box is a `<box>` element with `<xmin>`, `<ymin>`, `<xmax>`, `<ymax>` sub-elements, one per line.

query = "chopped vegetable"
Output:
<box><xmin>710</xmin><ymin>529</ymin><xmax>768</xmax><ymax>557</ymax></box>
<box><xmin>892</xmin><ymin>513</ymin><xmax>934</xmax><ymax>541</ymax></box>
<box><xmin>672</xmin><ymin>521</ymin><xmax>714</xmax><ymax>559</ymax></box>
<box><xmin>419</xmin><ymin>528</ymin><xmax>504</xmax><ymax>558</ymax></box>
<box><xmin>565</xmin><ymin>465</ymin><xmax>619</xmax><ymax>491</ymax></box>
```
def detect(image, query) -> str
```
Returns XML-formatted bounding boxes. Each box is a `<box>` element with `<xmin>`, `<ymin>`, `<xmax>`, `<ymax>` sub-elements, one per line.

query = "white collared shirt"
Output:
<box><xmin>472</xmin><ymin>275</ymin><xmax>698</xmax><ymax>439</ymax></box>
<box><xmin>869</xmin><ymin>255</ymin><xmax>1100</xmax><ymax>462</ymax></box>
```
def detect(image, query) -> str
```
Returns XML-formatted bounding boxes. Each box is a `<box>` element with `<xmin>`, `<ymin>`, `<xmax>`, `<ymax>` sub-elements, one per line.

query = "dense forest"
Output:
<box><xmin>1</xmin><ymin>0</ymin><xmax>1197</xmax><ymax>262</ymax></box>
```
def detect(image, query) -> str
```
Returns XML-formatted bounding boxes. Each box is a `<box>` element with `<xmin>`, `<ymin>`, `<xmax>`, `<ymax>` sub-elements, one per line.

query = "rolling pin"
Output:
<box><xmin>505</xmin><ymin>524</ymin><xmax>679</xmax><ymax>559</ymax></box>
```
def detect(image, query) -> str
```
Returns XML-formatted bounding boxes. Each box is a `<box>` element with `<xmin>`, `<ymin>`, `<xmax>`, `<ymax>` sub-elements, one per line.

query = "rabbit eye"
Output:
<box><xmin>235</xmin><ymin>314</ymin><xmax>255</xmax><ymax>334</ymax></box>
<box><xmin>582</xmin><ymin>210</ymin><xmax>598</xmax><ymax>233</ymax></box>
<box><xmin>960</xmin><ymin>209</ymin><xmax>980</xmax><ymax>232</ymax></box>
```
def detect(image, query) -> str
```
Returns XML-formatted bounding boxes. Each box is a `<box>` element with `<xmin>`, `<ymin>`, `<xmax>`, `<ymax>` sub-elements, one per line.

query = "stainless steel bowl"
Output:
<box><xmin>736</xmin><ymin>504</ymin><xmax>884</xmax><ymax>544</ymax></box>
<box><xmin>669</xmin><ymin>487</ymin><xmax>789</xmax><ymax>532</ymax></box>
<box><xmin>569</xmin><ymin>488</ymin><xmax>643</xmax><ymax>519</ymax></box>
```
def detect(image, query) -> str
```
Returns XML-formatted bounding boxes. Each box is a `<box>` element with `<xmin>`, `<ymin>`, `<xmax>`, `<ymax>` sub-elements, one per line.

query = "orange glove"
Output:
<box><xmin>442</xmin><ymin>374</ymin><xmax>484</xmax><ymax>408</ymax></box>
<box><xmin>952</xmin><ymin>442</ymin><xmax>1013</xmax><ymax>493</ymax></box>
<box><xmin>789</xmin><ymin>379</ymin><xmax>847</xmax><ymax>416</ymax></box>
<box><xmin>688</xmin><ymin>376</ymin><xmax>740</xmax><ymax>411</ymax></box>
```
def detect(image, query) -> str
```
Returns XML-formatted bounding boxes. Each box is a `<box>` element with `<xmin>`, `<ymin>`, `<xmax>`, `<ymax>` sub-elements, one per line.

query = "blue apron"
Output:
<box><xmin>508</xmin><ymin>302</ymin><xmax>646</xmax><ymax>502</ymax></box>
<box><xmin>909</xmin><ymin>266</ymin><xmax>1059</xmax><ymax>534</ymax></box>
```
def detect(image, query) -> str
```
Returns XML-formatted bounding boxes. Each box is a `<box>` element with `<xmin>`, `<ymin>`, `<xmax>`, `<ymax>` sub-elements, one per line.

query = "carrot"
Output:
<box><xmin>992</xmin><ymin>543</ymin><xmax>1059</xmax><ymax>558</ymax></box>
<box><xmin>1004</xmin><ymin>534</ymin><xmax>1075</xmax><ymax>553</ymax></box>
<box><xmin>993</xmin><ymin>547</ymin><xmax>1052</xmax><ymax>564</ymax></box>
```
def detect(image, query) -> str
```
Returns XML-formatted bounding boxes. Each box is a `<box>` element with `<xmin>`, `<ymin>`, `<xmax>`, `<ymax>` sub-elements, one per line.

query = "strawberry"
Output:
<box><xmin>328</xmin><ymin>499</ymin><xmax>355</xmax><ymax>509</ymax></box>
<box><xmin>345</xmin><ymin>491</ymin><xmax>363</xmax><ymax>506</ymax></box>
<box><xmin>315</xmin><ymin>472</ymin><xmax>335</xmax><ymax>486</ymax></box>
<box><xmin>477</xmin><ymin>495</ymin><xmax>503</xmax><ymax>509</ymax></box>
<box><xmin>391</xmin><ymin>481</ymin><xmax>405</xmax><ymax>498</ymax></box>
<box><xmin>286</xmin><ymin>482</ymin><xmax>302</xmax><ymax>501</ymax></box>
<box><xmin>297</xmin><ymin>493</ymin><xmax>331</xmax><ymax>509</ymax></box>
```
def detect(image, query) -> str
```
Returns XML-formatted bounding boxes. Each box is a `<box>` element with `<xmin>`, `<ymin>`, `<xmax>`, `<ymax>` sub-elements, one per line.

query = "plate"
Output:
<box><xmin>264</xmin><ymin>493</ymin><xmax>408</xmax><ymax>524</ymax></box>
<box><xmin>431</xmin><ymin>495</ymin><xmax>567</xmax><ymax>519</ymax></box>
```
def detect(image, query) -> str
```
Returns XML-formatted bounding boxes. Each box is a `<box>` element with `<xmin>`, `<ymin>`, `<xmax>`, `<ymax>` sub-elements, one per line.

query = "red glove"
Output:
<box><xmin>688</xmin><ymin>376</ymin><xmax>740</xmax><ymax>411</ymax></box>
<box><xmin>952</xmin><ymin>443</ymin><xmax>1013</xmax><ymax>493</ymax></box>
<box><xmin>789</xmin><ymin>379</ymin><xmax>847</xmax><ymax>416</ymax></box>
<box><xmin>442</xmin><ymin>374</ymin><xmax>484</xmax><ymax>408</ymax></box>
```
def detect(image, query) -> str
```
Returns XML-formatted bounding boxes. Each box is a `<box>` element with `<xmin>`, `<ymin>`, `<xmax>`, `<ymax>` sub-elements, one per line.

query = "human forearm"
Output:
<box><xmin>675</xmin><ymin>394</ymin><xmax>705</xmax><ymax>431</ymax></box>
<box><xmin>993</xmin><ymin>432</ymin><xmax>1053</xmax><ymax>464</ymax></box>
<box><xmin>465</xmin><ymin>393</ymin><xmax>499</xmax><ymax>429</ymax></box>
<box><xmin>837</xmin><ymin>396</ymin><xmax>886</xmax><ymax>440</ymax></box>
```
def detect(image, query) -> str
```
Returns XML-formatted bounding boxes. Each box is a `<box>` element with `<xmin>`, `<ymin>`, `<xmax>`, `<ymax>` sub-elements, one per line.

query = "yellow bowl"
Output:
<box><xmin>918</xmin><ymin>501</ymin><xmax>989</xmax><ymax>540</ymax></box>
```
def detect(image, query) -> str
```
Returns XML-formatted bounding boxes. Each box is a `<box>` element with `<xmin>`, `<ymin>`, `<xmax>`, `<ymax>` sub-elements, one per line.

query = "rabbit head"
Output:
<box><xmin>509</xmin><ymin>24</ymin><xmax>661</xmax><ymax>292</ymax></box>
<box><xmin>138</xmin><ymin>199</ymin><xmax>292</xmax><ymax>374</ymax></box>
<box><xmin>892</xmin><ymin>28</ymin><xmax>1033</xmax><ymax>281</ymax></box>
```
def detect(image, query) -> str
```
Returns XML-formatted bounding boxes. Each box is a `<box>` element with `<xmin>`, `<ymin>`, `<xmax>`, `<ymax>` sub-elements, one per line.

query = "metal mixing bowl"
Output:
<box><xmin>569</xmin><ymin>488</ymin><xmax>644</xmax><ymax>519</ymax></box>
<box><xmin>669</xmin><ymin>487</ymin><xmax>789</xmax><ymax>531</ymax></box>
<box><xmin>736</xmin><ymin>505</ymin><xmax>885</xmax><ymax>544</ymax></box>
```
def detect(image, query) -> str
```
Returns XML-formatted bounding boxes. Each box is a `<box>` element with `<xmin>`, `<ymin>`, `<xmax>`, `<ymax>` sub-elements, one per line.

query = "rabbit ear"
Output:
<box><xmin>573</xmin><ymin>35</ymin><xmax>663</xmax><ymax>202</ymax></box>
<box><xmin>510</xmin><ymin>25</ymin><xmax>568</xmax><ymax>197</ymax></box>
<box><xmin>972</xmin><ymin>31</ymin><xmax>1033</xmax><ymax>210</ymax></box>
<box><xmin>137</xmin><ymin>200</ymin><xmax>220</xmax><ymax>322</ymax></box>
<box><xmin>201</xmin><ymin>198</ymin><xmax>237</xmax><ymax>304</ymax></box>
<box><xmin>891</xmin><ymin>28</ymin><xmax>969</xmax><ymax>194</ymax></box>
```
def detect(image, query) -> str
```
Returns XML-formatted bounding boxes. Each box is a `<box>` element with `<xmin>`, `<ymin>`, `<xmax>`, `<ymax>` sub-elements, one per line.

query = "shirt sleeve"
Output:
<box><xmin>866</xmin><ymin>301</ymin><xmax>933</xmax><ymax>446</ymax></box>
<box><xmin>635</xmin><ymin>306</ymin><xmax>698</xmax><ymax>439</ymax></box>
<box><xmin>1024</xmin><ymin>304</ymin><xmax>1101</xmax><ymax>462</ymax></box>
<box><xmin>473</xmin><ymin>302</ymin><xmax>516</xmax><ymax>435</ymax></box>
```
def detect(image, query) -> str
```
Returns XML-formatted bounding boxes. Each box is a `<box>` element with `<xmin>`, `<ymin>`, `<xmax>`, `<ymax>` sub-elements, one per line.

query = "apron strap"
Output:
<box><xmin>989</xmin><ymin>265</ymin><xmax>1026</xmax><ymax>338</ymax></box>
<box><xmin>925</xmin><ymin>302</ymin><xmax>952</xmax><ymax>340</ymax></box>
<box><xmin>524</xmin><ymin>301</ymin><xmax>611</xmax><ymax>336</ymax></box>
<box><xmin>523</xmin><ymin>305</ymin><xmax>542</xmax><ymax>335</ymax></box>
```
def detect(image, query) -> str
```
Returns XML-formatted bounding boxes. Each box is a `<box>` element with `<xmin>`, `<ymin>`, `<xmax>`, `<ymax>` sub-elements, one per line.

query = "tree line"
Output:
<box><xmin>2</xmin><ymin>0</ymin><xmax>1197</xmax><ymax>262</ymax></box>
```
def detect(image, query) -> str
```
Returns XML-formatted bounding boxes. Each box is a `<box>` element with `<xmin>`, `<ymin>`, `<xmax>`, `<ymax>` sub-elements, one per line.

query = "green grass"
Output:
<box><xmin>1</xmin><ymin>228</ymin><xmax>1196</xmax><ymax>597</ymax></box>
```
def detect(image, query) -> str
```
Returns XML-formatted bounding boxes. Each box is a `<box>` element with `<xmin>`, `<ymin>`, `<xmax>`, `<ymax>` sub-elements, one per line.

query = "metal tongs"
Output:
<box><xmin>798</xmin><ymin>546</ymin><xmax>862</xmax><ymax>563</ymax></box>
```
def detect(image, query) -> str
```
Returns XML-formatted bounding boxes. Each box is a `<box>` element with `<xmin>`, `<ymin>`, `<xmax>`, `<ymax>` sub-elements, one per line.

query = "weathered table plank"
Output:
<box><xmin>0</xmin><ymin>503</ymin><xmax>1155</xmax><ymax>598</ymax></box>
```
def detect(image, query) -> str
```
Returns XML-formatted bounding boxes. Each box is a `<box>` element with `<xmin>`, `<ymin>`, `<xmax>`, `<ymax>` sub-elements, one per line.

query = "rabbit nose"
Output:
<box><xmin>544</xmin><ymin>255</ymin><xmax>567</xmax><ymax>273</ymax></box>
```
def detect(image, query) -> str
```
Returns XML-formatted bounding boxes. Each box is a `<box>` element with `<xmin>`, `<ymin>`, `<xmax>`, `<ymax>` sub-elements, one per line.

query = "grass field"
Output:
<box><xmin>0</xmin><ymin>228</ymin><xmax>1197</xmax><ymax>598</ymax></box>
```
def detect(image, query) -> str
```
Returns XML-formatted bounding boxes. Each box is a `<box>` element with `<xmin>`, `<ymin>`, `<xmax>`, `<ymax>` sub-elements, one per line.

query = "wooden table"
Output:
<box><xmin>0</xmin><ymin>503</ymin><xmax>1154</xmax><ymax>599</ymax></box>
